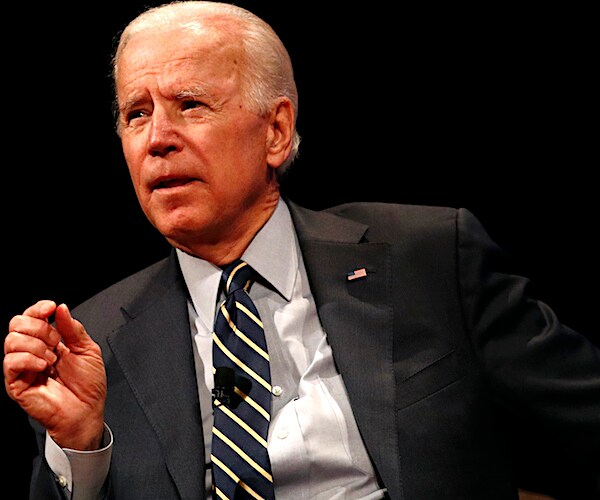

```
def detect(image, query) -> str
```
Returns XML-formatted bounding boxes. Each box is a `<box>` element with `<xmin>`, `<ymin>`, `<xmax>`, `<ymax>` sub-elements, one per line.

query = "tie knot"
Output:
<box><xmin>221</xmin><ymin>259</ymin><xmax>255</xmax><ymax>296</ymax></box>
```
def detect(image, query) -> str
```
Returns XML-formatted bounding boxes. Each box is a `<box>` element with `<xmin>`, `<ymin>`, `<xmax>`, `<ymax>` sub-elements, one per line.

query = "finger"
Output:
<box><xmin>4</xmin><ymin>351</ymin><xmax>50</xmax><ymax>386</ymax></box>
<box><xmin>54</xmin><ymin>304</ymin><xmax>95</xmax><ymax>353</ymax></box>
<box><xmin>7</xmin><ymin>314</ymin><xmax>61</xmax><ymax>352</ymax></box>
<box><xmin>6</xmin><ymin>368</ymin><xmax>40</xmax><ymax>394</ymax></box>
<box><xmin>4</xmin><ymin>332</ymin><xmax>58</xmax><ymax>365</ymax></box>
<box><xmin>21</xmin><ymin>300</ymin><xmax>58</xmax><ymax>320</ymax></box>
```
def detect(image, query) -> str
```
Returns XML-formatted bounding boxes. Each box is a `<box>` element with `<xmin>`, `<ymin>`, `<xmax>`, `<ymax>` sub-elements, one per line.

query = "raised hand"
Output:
<box><xmin>4</xmin><ymin>300</ymin><xmax>106</xmax><ymax>450</ymax></box>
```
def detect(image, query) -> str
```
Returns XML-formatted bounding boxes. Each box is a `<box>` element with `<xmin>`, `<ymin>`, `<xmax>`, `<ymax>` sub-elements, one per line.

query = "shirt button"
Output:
<box><xmin>277</xmin><ymin>428</ymin><xmax>289</xmax><ymax>439</ymax></box>
<box><xmin>57</xmin><ymin>476</ymin><xmax>68</xmax><ymax>488</ymax></box>
<box><xmin>271</xmin><ymin>385</ymin><xmax>283</xmax><ymax>396</ymax></box>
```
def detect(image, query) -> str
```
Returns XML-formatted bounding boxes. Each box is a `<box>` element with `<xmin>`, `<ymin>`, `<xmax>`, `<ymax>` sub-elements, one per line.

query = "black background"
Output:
<box><xmin>2</xmin><ymin>2</ymin><xmax>597</xmax><ymax>498</ymax></box>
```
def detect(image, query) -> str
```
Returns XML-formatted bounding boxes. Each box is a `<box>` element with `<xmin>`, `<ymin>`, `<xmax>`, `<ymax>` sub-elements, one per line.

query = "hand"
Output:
<box><xmin>4</xmin><ymin>300</ymin><xmax>107</xmax><ymax>450</ymax></box>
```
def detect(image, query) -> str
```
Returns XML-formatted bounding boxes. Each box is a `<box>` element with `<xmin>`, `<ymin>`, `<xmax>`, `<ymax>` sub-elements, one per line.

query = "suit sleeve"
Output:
<box><xmin>456</xmin><ymin>208</ymin><xmax>600</xmax><ymax>498</ymax></box>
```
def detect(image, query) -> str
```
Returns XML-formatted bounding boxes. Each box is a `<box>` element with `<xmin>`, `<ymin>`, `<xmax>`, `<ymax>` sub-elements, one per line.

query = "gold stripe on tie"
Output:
<box><xmin>212</xmin><ymin>333</ymin><xmax>272</xmax><ymax>391</ymax></box>
<box><xmin>225</xmin><ymin>261</ymin><xmax>248</xmax><ymax>293</ymax></box>
<box><xmin>211</xmin><ymin>368</ymin><xmax>271</xmax><ymax>421</ymax></box>
<box><xmin>219</xmin><ymin>304</ymin><xmax>269</xmax><ymax>359</ymax></box>
<box><xmin>233</xmin><ymin>386</ymin><xmax>271</xmax><ymax>421</ymax></box>
<box><xmin>214</xmin><ymin>392</ymin><xmax>270</xmax><ymax>423</ymax></box>
<box><xmin>235</xmin><ymin>301</ymin><xmax>263</xmax><ymax>328</ymax></box>
<box><xmin>217</xmin><ymin>405</ymin><xmax>269</xmax><ymax>447</ymax></box>
<box><xmin>212</xmin><ymin>428</ymin><xmax>274</xmax><ymax>482</ymax></box>
<box><xmin>211</xmin><ymin>456</ymin><xmax>264</xmax><ymax>500</ymax></box>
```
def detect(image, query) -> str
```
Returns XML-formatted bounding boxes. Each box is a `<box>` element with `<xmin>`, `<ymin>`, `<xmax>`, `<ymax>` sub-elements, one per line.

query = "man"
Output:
<box><xmin>4</xmin><ymin>2</ymin><xmax>599</xmax><ymax>499</ymax></box>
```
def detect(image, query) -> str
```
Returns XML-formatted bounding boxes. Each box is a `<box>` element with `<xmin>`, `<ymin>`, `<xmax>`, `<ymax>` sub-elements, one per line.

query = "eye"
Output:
<box><xmin>125</xmin><ymin>109</ymin><xmax>148</xmax><ymax>123</ymax></box>
<box><xmin>181</xmin><ymin>100</ymin><xmax>206</xmax><ymax>111</ymax></box>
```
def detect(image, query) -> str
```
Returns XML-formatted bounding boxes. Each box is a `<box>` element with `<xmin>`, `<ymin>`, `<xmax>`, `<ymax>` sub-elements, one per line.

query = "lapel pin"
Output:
<box><xmin>347</xmin><ymin>268</ymin><xmax>367</xmax><ymax>281</ymax></box>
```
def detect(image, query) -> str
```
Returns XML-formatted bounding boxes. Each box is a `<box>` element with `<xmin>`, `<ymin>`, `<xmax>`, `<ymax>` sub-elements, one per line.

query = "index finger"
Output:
<box><xmin>7</xmin><ymin>300</ymin><xmax>61</xmax><ymax>350</ymax></box>
<box><xmin>21</xmin><ymin>300</ymin><xmax>58</xmax><ymax>321</ymax></box>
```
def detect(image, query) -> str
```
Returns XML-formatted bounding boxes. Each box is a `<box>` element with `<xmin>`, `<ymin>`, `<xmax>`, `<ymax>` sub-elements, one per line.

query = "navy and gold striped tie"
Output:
<box><xmin>211</xmin><ymin>259</ymin><xmax>274</xmax><ymax>499</ymax></box>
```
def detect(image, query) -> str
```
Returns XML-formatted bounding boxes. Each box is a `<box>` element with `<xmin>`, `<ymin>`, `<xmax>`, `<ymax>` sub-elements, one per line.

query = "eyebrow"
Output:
<box><xmin>119</xmin><ymin>96</ymin><xmax>144</xmax><ymax>115</ymax></box>
<box><xmin>175</xmin><ymin>85</ymin><xmax>210</xmax><ymax>100</ymax></box>
<box><xmin>118</xmin><ymin>85</ymin><xmax>214</xmax><ymax>114</ymax></box>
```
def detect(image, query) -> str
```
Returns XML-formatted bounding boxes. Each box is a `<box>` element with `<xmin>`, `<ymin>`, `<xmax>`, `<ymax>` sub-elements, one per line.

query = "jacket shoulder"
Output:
<box><xmin>325</xmin><ymin>200</ymin><xmax>456</xmax><ymax>221</ymax></box>
<box><xmin>324</xmin><ymin>201</ymin><xmax>464</xmax><ymax>242</ymax></box>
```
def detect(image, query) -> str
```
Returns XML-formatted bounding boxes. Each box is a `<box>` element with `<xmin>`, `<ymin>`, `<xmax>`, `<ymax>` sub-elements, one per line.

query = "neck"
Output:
<box><xmin>170</xmin><ymin>192</ymin><xmax>280</xmax><ymax>266</ymax></box>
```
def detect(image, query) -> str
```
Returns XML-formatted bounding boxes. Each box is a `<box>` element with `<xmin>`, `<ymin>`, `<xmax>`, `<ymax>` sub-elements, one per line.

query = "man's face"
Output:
<box><xmin>116</xmin><ymin>25</ymin><xmax>278</xmax><ymax>260</ymax></box>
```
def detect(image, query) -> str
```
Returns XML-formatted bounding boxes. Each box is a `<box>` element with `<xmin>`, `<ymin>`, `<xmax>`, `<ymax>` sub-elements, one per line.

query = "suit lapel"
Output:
<box><xmin>289</xmin><ymin>202</ymin><xmax>402</xmax><ymax>498</ymax></box>
<box><xmin>107</xmin><ymin>254</ymin><xmax>205</xmax><ymax>499</ymax></box>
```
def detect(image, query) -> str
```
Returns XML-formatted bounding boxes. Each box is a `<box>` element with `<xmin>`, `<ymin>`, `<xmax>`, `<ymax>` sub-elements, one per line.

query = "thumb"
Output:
<box><xmin>54</xmin><ymin>303</ymin><xmax>94</xmax><ymax>353</ymax></box>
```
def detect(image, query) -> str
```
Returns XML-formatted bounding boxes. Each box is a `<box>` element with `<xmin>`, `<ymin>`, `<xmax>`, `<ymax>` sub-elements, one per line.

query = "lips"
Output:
<box><xmin>151</xmin><ymin>176</ymin><xmax>195</xmax><ymax>190</ymax></box>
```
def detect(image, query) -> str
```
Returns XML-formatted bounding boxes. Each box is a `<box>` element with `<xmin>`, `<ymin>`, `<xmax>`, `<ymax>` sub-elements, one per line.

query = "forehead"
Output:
<box><xmin>117</xmin><ymin>27</ymin><xmax>243</xmax><ymax>92</ymax></box>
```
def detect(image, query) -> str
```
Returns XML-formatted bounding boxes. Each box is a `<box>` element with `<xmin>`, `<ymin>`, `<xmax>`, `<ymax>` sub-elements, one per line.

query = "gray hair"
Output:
<box><xmin>110</xmin><ymin>1</ymin><xmax>301</xmax><ymax>175</ymax></box>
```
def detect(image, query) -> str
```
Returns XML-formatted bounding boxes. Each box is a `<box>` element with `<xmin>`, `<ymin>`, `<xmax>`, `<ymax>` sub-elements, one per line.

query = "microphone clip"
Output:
<box><xmin>212</xmin><ymin>386</ymin><xmax>232</xmax><ymax>407</ymax></box>
<box><xmin>212</xmin><ymin>366</ymin><xmax>235</xmax><ymax>408</ymax></box>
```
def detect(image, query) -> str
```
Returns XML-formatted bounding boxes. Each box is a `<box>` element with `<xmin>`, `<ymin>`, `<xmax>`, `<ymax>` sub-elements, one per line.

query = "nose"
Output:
<box><xmin>148</xmin><ymin>108</ymin><xmax>181</xmax><ymax>157</ymax></box>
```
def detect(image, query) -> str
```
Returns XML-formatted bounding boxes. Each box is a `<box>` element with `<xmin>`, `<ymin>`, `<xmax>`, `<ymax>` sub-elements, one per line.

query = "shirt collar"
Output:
<box><xmin>243</xmin><ymin>198</ymin><xmax>297</xmax><ymax>302</ymax></box>
<box><xmin>176</xmin><ymin>198</ymin><xmax>297</xmax><ymax>331</ymax></box>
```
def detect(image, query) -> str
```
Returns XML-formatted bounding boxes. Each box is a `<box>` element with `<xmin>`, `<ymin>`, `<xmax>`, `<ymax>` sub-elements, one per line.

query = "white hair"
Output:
<box><xmin>111</xmin><ymin>1</ymin><xmax>301</xmax><ymax>174</ymax></box>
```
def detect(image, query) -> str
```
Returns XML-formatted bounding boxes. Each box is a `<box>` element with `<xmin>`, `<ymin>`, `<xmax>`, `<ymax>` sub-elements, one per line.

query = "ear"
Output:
<box><xmin>266</xmin><ymin>98</ymin><xmax>294</xmax><ymax>169</ymax></box>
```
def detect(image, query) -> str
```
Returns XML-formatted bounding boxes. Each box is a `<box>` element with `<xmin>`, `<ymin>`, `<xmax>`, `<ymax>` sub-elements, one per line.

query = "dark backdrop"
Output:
<box><xmin>3</xmin><ymin>2</ymin><xmax>597</xmax><ymax>498</ymax></box>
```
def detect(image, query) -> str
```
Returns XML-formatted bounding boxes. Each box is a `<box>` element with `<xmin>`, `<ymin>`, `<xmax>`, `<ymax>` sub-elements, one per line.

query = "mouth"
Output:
<box><xmin>151</xmin><ymin>176</ymin><xmax>196</xmax><ymax>190</ymax></box>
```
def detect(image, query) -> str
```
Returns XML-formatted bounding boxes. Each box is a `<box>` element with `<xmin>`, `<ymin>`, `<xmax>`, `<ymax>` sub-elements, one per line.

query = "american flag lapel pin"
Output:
<box><xmin>347</xmin><ymin>267</ymin><xmax>367</xmax><ymax>281</ymax></box>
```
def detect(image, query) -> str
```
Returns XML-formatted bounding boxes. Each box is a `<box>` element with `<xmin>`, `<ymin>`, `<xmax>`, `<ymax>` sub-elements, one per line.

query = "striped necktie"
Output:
<box><xmin>211</xmin><ymin>259</ymin><xmax>275</xmax><ymax>499</ymax></box>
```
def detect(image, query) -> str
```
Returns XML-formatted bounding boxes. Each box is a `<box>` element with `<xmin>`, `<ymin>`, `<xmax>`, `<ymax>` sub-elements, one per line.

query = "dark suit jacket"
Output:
<box><xmin>29</xmin><ymin>201</ymin><xmax>600</xmax><ymax>499</ymax></box>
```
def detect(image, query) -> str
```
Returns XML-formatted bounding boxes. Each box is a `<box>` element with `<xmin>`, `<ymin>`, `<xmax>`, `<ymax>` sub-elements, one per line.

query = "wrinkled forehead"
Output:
<box><xmin>115</xmin><ymin>25</ymin><xmax>246</xmax><ymax>107</ymax></box>
<box><xmin>116</xmin><ymin>14</ymin><xmax>246</xmax><ymax>74</ymax></box>
<box><xmin>119</xmin><ymin>25</ymin><xmax>244</xmax><ymax>80</ymax></box>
